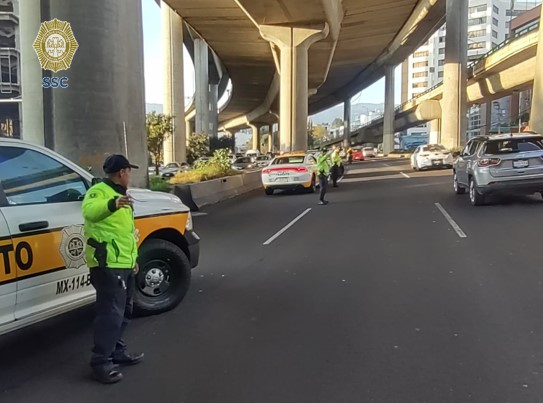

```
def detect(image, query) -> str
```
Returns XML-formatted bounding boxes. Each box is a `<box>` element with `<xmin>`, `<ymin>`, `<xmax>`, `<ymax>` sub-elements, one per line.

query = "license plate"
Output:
<box><xmin>513</xmin><ymin>160</ymin><xmax>529</xmax><ymax>168</ymax></box>
<box><xmin>275</xmin><ymin>177</ymin><xmax>289</xmax><ymax>182</ymax></box>
<box><xmin>433</xmin><ymin>160</ymin><xmax>442</xmax><ymax>165</ymax></box>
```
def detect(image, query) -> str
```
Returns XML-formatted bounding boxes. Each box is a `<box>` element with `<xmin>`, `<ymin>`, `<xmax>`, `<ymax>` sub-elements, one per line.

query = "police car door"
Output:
<box><xmin>0</xmin><ymin>205</ymin><xmax>15</xmax><ymax>328</ymax></box>
<box><xmin>0</xmin><ymin>143</ymin><xmax>94</xmax><ymax>321</ymax></box>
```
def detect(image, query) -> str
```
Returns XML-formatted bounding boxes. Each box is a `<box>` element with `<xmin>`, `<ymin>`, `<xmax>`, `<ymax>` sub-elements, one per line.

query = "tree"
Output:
<box><xmin>311</xmin><ymin>124</ymin><xmax>328</xmax><ymax>145</ymax></box>
<box><xmin>146</xmin><ymin>112</ymin><xmax>174</xmax><ymax>175</ymax></box>
<box><xmin>332</xmin><ymin>117</ymin><xmax>344</xmax><ymax>128</ymax></box>
<box><xmin>307</xmin><ymin>119</ymin><xmax>314</xmax><ymax>148</ymax></box>
<box><xmin>187</xmin><ymin>133</ymin><xmax>210</xmax><ymax>164</ymax></box>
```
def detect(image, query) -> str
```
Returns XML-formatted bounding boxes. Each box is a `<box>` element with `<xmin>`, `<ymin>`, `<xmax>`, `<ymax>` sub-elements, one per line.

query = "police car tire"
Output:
<box><xmin>134</xmin><ymin>239</ymin><xmax>191</xmax><ymax>316</ymax></box>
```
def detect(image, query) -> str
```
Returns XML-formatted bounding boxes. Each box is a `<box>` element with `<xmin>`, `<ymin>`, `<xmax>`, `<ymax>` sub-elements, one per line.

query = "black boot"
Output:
<box><xmin>112</xmin><ymin>351</ymin><xmax>145</xmax><ymax>366</ymax></box>
<box><xmin>92</xmin><ymin>366</ymin><xmax>123</xmax><ymax>384</ymax></box>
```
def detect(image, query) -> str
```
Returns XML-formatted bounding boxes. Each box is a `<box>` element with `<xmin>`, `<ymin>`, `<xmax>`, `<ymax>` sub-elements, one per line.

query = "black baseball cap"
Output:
<box><xmin>103</xmin><ymin>154</ymin><xmax>139</xmax><ymax>174</ymax></box>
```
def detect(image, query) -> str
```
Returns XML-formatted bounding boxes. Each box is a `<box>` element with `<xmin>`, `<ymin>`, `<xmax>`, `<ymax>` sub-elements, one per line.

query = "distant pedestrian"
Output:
<box><xmin>82</xmin><ymin>154</ymin><xmax>144</xmax><ymax>384</ymax></box>
<box><xmin>316</xmin><ymin>148</ymin><xmax>331</xmax><ymax>205</ymax></box>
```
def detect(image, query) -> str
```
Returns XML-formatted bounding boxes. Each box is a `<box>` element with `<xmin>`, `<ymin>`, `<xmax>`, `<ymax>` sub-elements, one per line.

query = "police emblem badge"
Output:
<box><xmin>33</xmin><ymin>18</ymin><xmax>79</xmax><ymax>73</ymax></box>
<box><xmin>59</xmin><ymin>225</ymin><xmax>87</xmax><ymax>270</ymax></box>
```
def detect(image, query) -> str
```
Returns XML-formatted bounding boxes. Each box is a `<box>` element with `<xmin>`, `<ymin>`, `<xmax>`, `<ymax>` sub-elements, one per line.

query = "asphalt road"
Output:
<box><xmin>3</xmin><ymin>158</ymin><xmax>543</xmax><ymax>402</ymax></box>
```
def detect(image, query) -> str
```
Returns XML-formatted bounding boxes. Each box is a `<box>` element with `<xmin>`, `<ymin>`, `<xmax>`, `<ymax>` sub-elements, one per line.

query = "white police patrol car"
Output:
<box><xmin>0</xmin><ymin>138</ymin><xmax>200</xmax><ymax>335</ymax></box>
<box><xmin>261</xmin><ymin>152</ymin><xmax>318</xmax><ymax>195</ymax></box>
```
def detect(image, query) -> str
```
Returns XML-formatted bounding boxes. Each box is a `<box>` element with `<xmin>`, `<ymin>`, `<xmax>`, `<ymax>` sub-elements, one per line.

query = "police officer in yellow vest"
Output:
<box><xmin>82</xmin><ymin>154</ymin><xmax>144</xmax><ymax>384</ymax></box>
<box><xmin>316</xmin><ymin>148</ymin><xmax>331</xmax><ymax>205</ymax></box>
<box><xmin>330</xmin><ymin>148</ymin><xmax>342</xmax><ymax>187</ymax></box>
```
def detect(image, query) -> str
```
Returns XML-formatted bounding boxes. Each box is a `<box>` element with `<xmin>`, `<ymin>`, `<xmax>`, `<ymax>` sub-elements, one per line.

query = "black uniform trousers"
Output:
<box><xmin>318</xmin><ymin>173</ymin><xmax>328</xmax><ymax>202</ymax></box>
<box><xmin>89</xmin><ymin>267</ymin><xmax>135</xmax><ymax>370</ymax></box>
<box><xmin>331</xmin><ymin>164</ymin><xmax>340</xmax><ymax>186</ymax></box>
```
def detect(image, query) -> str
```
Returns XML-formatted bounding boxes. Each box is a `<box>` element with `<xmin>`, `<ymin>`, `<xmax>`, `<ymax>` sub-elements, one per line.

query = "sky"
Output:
<box><xmin>141</xmin><ymin>0</ymin><xmax>402</xmax><ymax>109</ymax></box>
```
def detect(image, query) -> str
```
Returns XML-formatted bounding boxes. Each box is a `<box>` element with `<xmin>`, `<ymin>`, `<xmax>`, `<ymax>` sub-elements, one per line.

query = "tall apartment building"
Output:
<box><xmin>402</xmin><ymin>0</ymin><xmax>539</xmax><ymax>142</ymax></box>
<box><xmin>0</xmin><ymin>0</ymin><xmax>20</xmax><ymax>137</ymax></box>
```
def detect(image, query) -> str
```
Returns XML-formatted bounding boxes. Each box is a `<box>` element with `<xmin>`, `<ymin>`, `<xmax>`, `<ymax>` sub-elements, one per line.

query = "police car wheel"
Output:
<box><xmin>265</xmin><ymin>187</ymin><xmax>274</xmax><ymax>196</ymax></box>
<box><xmin>134</xmin><ymin>239</ymin><xmax>191</xmax><ymax>316</ymax></box>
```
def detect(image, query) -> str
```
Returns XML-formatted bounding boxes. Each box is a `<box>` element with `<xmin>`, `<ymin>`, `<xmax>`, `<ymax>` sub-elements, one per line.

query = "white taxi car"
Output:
<box><xmin>0</xmin><ymin>138</ymin><xmax>200</xmax><ymax>335</ymax></box>
<box><xmin>411</xmin><ymin>144</ymin><xmax>454</xmax><ymax>170</ymax></box>
<box><xmin>261</xmin><ymin>152</ymin><xmax>317</xmax><ymax>195</ymax></box>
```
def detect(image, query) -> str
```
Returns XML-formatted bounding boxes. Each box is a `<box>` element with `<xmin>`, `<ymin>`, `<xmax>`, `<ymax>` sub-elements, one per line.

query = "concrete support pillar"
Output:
<box><xmin>209</xmin><ymin>82</ymin><xmax>219</xmax><ymax>138</ymax></box>
<box><xmin>441</xmin><ymin>0</ymin><xmax>468</xmax><ymax>149</ymax></box>
<box><xmin>226</xmin><ymin>130</ymin><xmax>236</xmax><ymax>153</ymax></box>
<box><xmin>260</xmin><ymin>25</ymin><xmax>328</xmax><ymax>152</ymax></box>
<box><xmin>186</xmin><ymin>119</ymin><xmax>194</xmax><ymax>138</ymax></box>
<box><xmin>520</xmin><ymin>89</ymin><xmax>531</xmax><ymax>123</ymax></box>
<box><xmin>162</xmin><ymin>1</ymin><xmax>186</xmax><ymax>164</ymax></box>
<box><xmin>195</xmin><ymin>38</ymin><xmax>209</xmax><ymax>135</ymax></box>
<box><xmin>249</xmin><ymin>124</ymin><xmax>261</xmax><ymax>151</ymax></box>
<box><xmin>267</xmin><ymin>126</ymin><xmax>274</xmax><ymax>153</ymax></box>
<box><xmin>383</xmin><ymin>65</ymin><xmax>395</xmax><ymax>155</ymax></box>
<box><xmin>401</xmin><ymin>60</ymin><xmax>409</xmax><ymax>105</ymax></box>
<box><xmin>429</xmin><ymin>119</ymin><xmax>441</xmax><ymax>144</ymax></box>
<box><xmin>481</xmin><ymin>102</ymin><xmax>491</xmax><ymax>135</ymax></box>
<box><xmin>43</xmin><ymin>0</ymin><xmax>148</xmax><ymax>186</ymax></box>
<box><xmin>530</xmin><ymin>5</ymin><xmax>543</xmax><ymax>133</ymax></box>
<box><xmin>510</xmin><ymin>91</ymin><xmax>520</xmax><ymax>127</ymax></box>
<box><xmin>343</xmin><ymin>99</ymin><xmax>351</xmax><ymax>148</ymax></box>
<box><xmin>19</xmin><ymin>0</ymin><xmax>44</xmax><ymax>145</ymax></box>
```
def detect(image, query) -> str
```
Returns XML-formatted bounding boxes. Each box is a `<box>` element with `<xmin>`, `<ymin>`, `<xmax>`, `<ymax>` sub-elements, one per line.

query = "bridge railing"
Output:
<box><xmin>321</xmin><ymin>21</ymin><xmax>542</xmax><ymax>147</ymax></box>
<box><xmin>468</xmin><ymin>21</ymin><xmax>539</xmax><ymax>71</ymax></box>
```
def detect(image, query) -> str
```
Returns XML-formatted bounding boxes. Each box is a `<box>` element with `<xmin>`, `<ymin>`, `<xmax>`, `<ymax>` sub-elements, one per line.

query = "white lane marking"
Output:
<box><xmin>435</xmin><ymin>202</ymin><xmax>467</xmax><ymax>239</ymax></box>
<box><xmin>382</xmin><ymin>163</ymin><xmax>391</xmax><ymax>167</ymax></box>
<box><xmin>400</xmin><ymin>172</ymin><xmax>411</xmax><ymax>179</ymax></box>
<box><xmin>263</xmin><ymin>208</ymin><xmax>312</xmax><ymax>245</ymax></box>
<box><xmin>341</xmin><ymin>174</ymin><xmax>404</xmax><ymax>183</ymax></box>
<box><xmin>192</xmin><ymin>212</ymin><xmax>208</xmax><ymax>217</ymax></box>
<box><xmin>338</xmin><ymin>175</ymin><xmax>344</xmax><ymax>183</ymax></box>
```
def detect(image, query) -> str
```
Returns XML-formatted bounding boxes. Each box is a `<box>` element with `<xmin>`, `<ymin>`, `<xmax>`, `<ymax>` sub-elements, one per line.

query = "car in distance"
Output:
<box><xmin>352</xmin><ymin>147</ymin><xmax>365</xmax><ymax>161</ymax></box>
<box><xmin>254</xmin><ymin>155</ymin><xmax>272</xmax><ymax>168</ymax></box>
<box><xmin>232</xmin><ymin>156</ymin><xmax>255</xmax><ymax>170</ymax></box>
<box><xmin>161</xmin><ymin>161</ymin><xmax>190</xmax><ymax>178</ymax></box>
<box><xmin>411</xmin><ymin>144</ymin><xmax>454</xmax><ymax>170</ymax></box>
<box><xmin>362</xmin><ymin>147</ymin><xmax>377</xmax><ymax>158</ymax></box>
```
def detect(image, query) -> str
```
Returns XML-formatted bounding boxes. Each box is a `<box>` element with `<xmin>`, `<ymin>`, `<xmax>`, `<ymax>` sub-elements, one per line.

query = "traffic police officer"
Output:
<box><xmin>82</xmin><ymin>154</ymin><xmax>144</xmax><ymax>384</ymax></box>
<box><xmin>330</xmin><ymin>148</ymin><xmax>342</xmax><ymax>187</ymax></box>
<box><xmin>316</xmin><ymin>148</ymin><xmax>331</xmax><ymax>205</ymax></box>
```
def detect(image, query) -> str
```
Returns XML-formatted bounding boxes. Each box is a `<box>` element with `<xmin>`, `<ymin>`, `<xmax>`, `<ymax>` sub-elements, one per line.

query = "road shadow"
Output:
<box><xmin>483</xmin><ymin>193</ymin><xmax>543</xmax><ymax>207</ymax></box>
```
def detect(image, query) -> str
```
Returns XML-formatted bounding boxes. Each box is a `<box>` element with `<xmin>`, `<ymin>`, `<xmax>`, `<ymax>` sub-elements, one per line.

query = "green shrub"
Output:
<box><xmin>149</xmin><ymin>176</ymin><xmax>172</xmax><ymax>193</ymax></box>
<box><xmin>170</xmin><ymin>148</ymin><xmax>241</xmax><ymax>184</ymax></box>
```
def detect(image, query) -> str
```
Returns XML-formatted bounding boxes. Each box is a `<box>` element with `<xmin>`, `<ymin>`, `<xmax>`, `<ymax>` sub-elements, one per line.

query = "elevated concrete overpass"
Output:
<box><xmin>163</xmin><ymin>0</ymin><xmax>446</xmax><ymax>151</ymax></box>
<box><xmin>324</xmin><ymin>23</ymin><xmax>540</xmax><ymax>147</ymax></box>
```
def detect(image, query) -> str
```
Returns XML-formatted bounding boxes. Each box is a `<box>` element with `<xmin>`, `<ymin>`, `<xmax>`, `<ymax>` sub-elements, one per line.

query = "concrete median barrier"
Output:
<box><xmin>172</xmin><ymin>170</ymin><xmax>263</xmax><ymax>211</ymax></box>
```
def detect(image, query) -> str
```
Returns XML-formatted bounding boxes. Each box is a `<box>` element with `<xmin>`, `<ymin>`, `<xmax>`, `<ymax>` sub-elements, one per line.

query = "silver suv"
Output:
<box><xmin>453</xmin><ymin>133</ymin><xmax>543</xmax><ymax>206</ymax></box>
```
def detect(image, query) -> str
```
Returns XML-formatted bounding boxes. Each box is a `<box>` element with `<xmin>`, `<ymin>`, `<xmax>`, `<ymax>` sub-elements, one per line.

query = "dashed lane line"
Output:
<box><xmin>435</xmin><ymin>202</ymin><xmax>467</xmax><ymax>239</ymax></box>
<box><xmin>263</xmin><ymin>208</ymin><xmax>312</xmax><ymax>245</ymax></box>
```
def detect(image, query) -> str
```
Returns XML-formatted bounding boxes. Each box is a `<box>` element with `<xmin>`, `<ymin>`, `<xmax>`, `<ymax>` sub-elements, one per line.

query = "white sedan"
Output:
<box><xmin>411</xmin><ymin>144</ymin><xmax>454</xmax><ymax>170</ymax></box>
<box><xmin>362</xmin><ymin>147</ymin><xmax>377</xmax><ymax>158</ymax></box>
<box><xmin>261</xmin><ymin>152</ymin><xmax>317</xmax><ymax>195</ymax></box>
